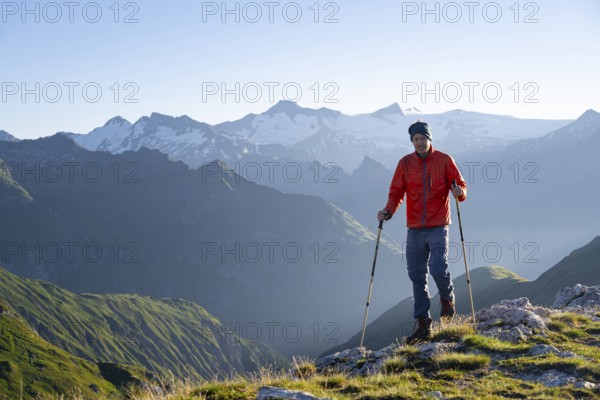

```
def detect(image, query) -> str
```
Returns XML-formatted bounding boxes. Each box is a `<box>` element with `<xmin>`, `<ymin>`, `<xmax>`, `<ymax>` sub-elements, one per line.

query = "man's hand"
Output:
<box><xmin>452</xmin><ymin>185</ymin><xmax>463</xmax><ymax>198</ymax></box>
<box><xmin>377</xmin><ymin>209</ymin><xmax>391</xmax><ymax>222</ymax></box>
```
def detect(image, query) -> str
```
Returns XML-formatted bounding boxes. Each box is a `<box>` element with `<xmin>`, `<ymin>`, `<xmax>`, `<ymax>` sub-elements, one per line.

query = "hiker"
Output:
<box><xmin>377</xmin><ymin>121</ymin><xmax>467</xmax><ymax>344</ymax></box>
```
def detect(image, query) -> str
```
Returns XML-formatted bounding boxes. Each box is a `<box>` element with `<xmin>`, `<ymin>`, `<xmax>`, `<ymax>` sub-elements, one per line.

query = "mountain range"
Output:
<box><xmin>1</xmin><ymin>104</ymin><xmax>597</xmax><ymax>362</ymax></box>
<box><xmin>0</xmin><ymin>134</ymin><xmax>405</xmax><ymax>357</ymax></box>
<box><xmin>257</xmin><ymin>108</ymin><xmax>600</xmax><ymax>280</ymax></box>
<box><xmin>61</xmin><ymin>102</ymin><xmax>570</xmax><ymax>172</ymax></box>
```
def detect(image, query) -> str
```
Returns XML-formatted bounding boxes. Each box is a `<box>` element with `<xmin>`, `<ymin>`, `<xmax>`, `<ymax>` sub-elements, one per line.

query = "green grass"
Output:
<box><xmin>433</xmin><ymin>353</ymin><xmax>490</xmax><ymax>371</ymax></box>
<box><xmin>292</xmin><ymin>358</ymin><xmax>316</xmax><ymax>379</ymax></box>
<box><xmin>4</xmin><ymin>264</ymin><xmax>600</xmax><ymax>399</ymax></box>
<box><xmin>463</xmin><ymin>334</ymin><xmax>532</xmax><ymax>353</ymax></box>
<box><xmin>432</xmin><ymin>368</ymin><xmax>466</xmax><ymax>381</ymax></box>
<box><xmin>545</xmin><ymin>312</ymin><xmax>600</xmax><ymax>345</ymax></box>
<box><xmin>0</xmin><ymin>311</ymin><xmax>121</xmax><ymax>399</ymax></box>
<box><xmin>505</xmin><ymin>311</ymin><xmax>600</xmax><ymax>383</ymax></box>
<box><xmin>0</xmin><ymin>266</ymin><xmax>287</xmax><ymax>386</ymax></box>
<box><xmin>499</xmin><ymin>353</ymin><xmax>600</xmax><ymax>381</ymax></box>
<box><xmin>191</xmin><ymin>380</ymin><xmax>255</xmax><ymax>400</ymax></box>
<box><xmin>552</xmin><ymin>312</ymin><xmax>593</xmax><ymax>326</ymax></box>
<box><xmin>29</xmin><ymin>356</ymin><xmax>600</xmax><ymax>400</ymax></box>
<box><xmin>431</xmin><ymin>316</ymin><xmax>476</xmax><ymax>342</ymax></box>
<box><xmin>394</xmin><ymin>345</ymin><xmax>420</xmax><ymax>357</ymax></box>
<box><xmin>382</xmin><ymin>356</ymin><xmax>406</xmax><ymax>374</ymax></box>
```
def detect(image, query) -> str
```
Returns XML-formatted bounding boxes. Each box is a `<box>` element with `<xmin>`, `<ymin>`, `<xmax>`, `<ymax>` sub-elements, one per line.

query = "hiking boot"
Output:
<box><xmin>440</xmin><ymin>298</ymin><xmax>455</xmax><ymax>321</ymax></box>
<box><xmin>406</xmin><ymin>317</ymin><xmax>432</xmax><ymax>344</ymax></box>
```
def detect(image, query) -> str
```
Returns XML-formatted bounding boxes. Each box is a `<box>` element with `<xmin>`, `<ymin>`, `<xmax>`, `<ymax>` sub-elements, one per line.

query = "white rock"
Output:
<box><xmin>528</xmin><ymin>344</ymin><xmax>559</xmax><ymax>357</ymax></box>
<box><xmin>498</xmin><ymin>326</ymin><xmax>527</xmax><ymax>343</ymax></box>
<box><xmin>419</xmin><ymin>342</ymin><xmax>456</xmax><ymax>357</ymax></box>
<box><xmin>476</xmin><ymin>297</ymin><xmax>551</xmax><ymax>343</ymax></box>
<box><xmin>536</xmin><ymin>370</ymin><xmax>577</xmax><ymax>388</ymax></box>
<box><xmin>570</xmin><ymin>286</ymin><xmax>600</xmax><ymax>309</ymax></box>
<box><xmin>557</xmin><ymin>351</ymin><xmax>577</xmax><ymax>358</ymax></box>
<box><xmin>553</xmin><ymin>284</ymin><xmax>593</xmax><ymax>309</ymax></box>
<box><xmin>425</xmin><ymin>391</ymin><xmax>445</xmax><ymax>399</ymax></box>
<box><xmin>257</xmin><ymin>386</ymin><xmax>330</xmax><ymax>400</ymax></box>
<box><xmin>574</xmin><ymin>381</ymin><xmax>598</xmax><ymax>390</ymax></box>
<box><xmin>500</xmin><ymin>298</ymin><xmax>532</xmax><ymax>309</ymax></box>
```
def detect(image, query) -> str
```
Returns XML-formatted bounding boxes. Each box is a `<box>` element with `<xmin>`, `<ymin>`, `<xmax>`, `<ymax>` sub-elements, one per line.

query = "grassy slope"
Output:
<box><xmin>527</xmin><ymin>236</ymin><xmax>600</xmax><ymax>306</ymax></box>
<box><xmin>0</xmin><ymin>300</ymin><xmax>122</xmax><ymax>400</ymax></box>
<box><xmin>0</xmin><ymin>160</ymin><xmax>33</xmax><ymax>203</ymax></box>
<box><xmin>222</xmin><ymin>313</ymin><xmax>600</xmax><ymax>399</ymax></box>
<box><xmin>84</xmin><ymin>312</ymin><xmax>600</xmax><ymax>400</ymax></box>
<box><xmin>0</xmin><ymin>267</ymin><xmax>287</xmax><ymax>383</ymax></box>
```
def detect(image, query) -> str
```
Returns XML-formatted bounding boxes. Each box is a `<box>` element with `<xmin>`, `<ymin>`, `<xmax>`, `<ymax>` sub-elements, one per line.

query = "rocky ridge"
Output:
<box><xmin>260</xmin><ymin>284</ymin><xmax>600</xmax><ymax>399</ymax></box>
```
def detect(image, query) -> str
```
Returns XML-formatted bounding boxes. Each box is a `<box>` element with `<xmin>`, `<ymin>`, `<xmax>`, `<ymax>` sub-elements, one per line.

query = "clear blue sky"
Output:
<box><xmin>1</xmin><ymin>0</ymin><xmax>599</xmax><ymax>139</ymax></box>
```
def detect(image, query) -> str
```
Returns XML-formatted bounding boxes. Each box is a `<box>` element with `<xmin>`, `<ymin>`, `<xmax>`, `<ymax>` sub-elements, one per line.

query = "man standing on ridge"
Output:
<box><xmin>378</xmin><ymin>121</ymin><xmax>467</xmax><ymax>344</ymax></box>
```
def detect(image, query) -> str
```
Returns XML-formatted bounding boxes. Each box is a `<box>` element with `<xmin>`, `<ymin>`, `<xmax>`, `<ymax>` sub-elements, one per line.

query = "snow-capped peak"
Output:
<box><xmin>103</xmin><ymin>116</ymin><xmax>130</xmax><ymax>127</ymax></box>
<box><xmin>264</xmin><ymin>100</ymin><xmax>341</xmax><ymax>120</ymax></box>
<box><xmin>266</xmin><ymin>100</ymin><xmax>302</xmax><ymax>116</ymax></box>
<box><xmin>404</xmin><ymin>107</ymin><xmax>422</xmax><ymax>115</ymax></box>
<box><xmin>0</xmin><ymin>130</ymin><xmax>19</xmax><ymax>142</ymax></box>
<box><xmin>372</xmin><ymin>103</ymin><xmax>405</xmax><ymax>117</ymax></box>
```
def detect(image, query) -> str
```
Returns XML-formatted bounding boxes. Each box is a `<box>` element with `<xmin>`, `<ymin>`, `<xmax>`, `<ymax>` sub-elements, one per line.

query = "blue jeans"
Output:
<box><xmin>406</xmin><ymin>226</ymin><xmax>454</xmax><ymax>319</ymax></box>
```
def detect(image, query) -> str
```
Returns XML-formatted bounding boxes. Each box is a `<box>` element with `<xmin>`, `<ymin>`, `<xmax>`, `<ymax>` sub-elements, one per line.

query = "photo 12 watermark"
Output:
<box><xmin>401</xmin><ymin>81</ymin><xmax>540</xmax><ymax>105</ymax></box>
<box><xmin>0</xmin><ymin>241</ymin><xmax>141</xmax><ymax>264</ymax></box>
<box><xmin>457</xmin><ymin>161</ymin><xmax>540</xmax><ymax>184</ymax></box>
<box><xmin>0</xmin><ymin>2</ymin><xmax>140</xmax><ymax>23</ymax></box>
<box><xmin>199</xmin><ymin>320</ymin><xmax>340</xmax><ymax>344</ymax></box>
<box><xmin>201</xmin><ymin>2</ymin><xmax>339</xmax><ymax>23</ymax></box>
<box><xmin>0</xmin><ymin>161</ymin><xmax>141</xmax><ymax>185</ymax></box>
<box><xmin>201</xmin><ymin>160</ymin><xmax>340</xmax><ymax>185</ymax></box>
<box><xmin>401</xmin><ymin>240</ymin><xmax>540</xmax><ymax>265</ymax></box>
<box><xmin>201</xmin><ymin>81</ymin><xmax>339</xmax><ymax>104</ymax></box>
<box><xmin>1</xmin><ymin>82</ymin><xmax>140</xmax><ymax>104</ymax></box>
<box><xmin>402</xmin><ymin>160</ymin><xmax>540</xmax><ymax>185</ymax></box>
<box><xmin>200</xmin><ymin>241</ymin><xmax>340</xmax><ymax>264</ymax></box>
<box><xmin>401</xmin><ymin>2</ymin><xmax>539</xmax><ymax>23</ymax></box>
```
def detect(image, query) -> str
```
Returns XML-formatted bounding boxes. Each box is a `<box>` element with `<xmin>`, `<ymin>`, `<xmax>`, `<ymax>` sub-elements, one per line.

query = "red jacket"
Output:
<box><xmin>385</xmin><ymin>146</ymin><xmax>467</xmax><ymax>228</ymax></box>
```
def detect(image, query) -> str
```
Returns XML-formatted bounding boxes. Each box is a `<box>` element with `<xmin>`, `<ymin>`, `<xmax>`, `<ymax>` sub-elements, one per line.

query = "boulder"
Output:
<box><xmin>554</xmin><ymin>284</ymin><xmax>600</xmax><ymax>310</ymax></box>
<box><xmin>475</xmin><ymin>297</ymin><xmax>553</xmax><ymax>342</ymax></box>
<box><xmin>257</xmin><ymin>386</ymin><xmax>330</xmax><ymax>400</ymax></box>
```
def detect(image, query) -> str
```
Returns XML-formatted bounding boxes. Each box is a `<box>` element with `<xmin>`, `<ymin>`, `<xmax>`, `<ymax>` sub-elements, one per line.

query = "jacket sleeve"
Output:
<box><xmin>384</xmin><ymin>159</ymin><xmax>406</xmax><ymax>217</ymax></box>
<box><xmin>446</xmin><ymin>156</ymin><xmax>467</xmax><ymax>202</ymax></box>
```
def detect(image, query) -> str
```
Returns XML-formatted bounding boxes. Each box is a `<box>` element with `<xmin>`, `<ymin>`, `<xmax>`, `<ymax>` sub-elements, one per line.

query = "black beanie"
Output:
<box><xmin>408</xmin><ymin>121</ymin><xmax>432</xmax><ymax>142</ymax></box>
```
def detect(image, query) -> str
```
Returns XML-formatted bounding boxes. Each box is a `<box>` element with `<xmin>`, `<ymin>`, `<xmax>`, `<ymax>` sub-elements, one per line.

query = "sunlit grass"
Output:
<box><xmin>12</xmin><ymin>310</ymin><xmax>600</xmax><ymax>400</ymax></box>
<box><xmin>463</xmin><ymin>334</ymin><xmax>531</xmax><ymax>353</ymax></box>
<box><xmin>433</xmin><ymin>353</ymin><xmax>490</xmax><ymax>371</ymax></box>
<box><xmin>431</xmin><ymin>315</ymin><xmax>476</xmax><ymax>342</ymax></box>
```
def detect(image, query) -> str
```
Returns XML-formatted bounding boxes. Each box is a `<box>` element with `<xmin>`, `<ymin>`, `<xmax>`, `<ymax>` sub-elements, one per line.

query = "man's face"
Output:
<box><xmin>412</xmin><ymin>133</ymin><xmax>431</xmax><ymax>155</ymax></box>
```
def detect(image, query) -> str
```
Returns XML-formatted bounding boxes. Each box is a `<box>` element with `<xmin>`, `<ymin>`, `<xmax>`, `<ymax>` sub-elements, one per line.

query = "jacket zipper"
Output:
<box><xmin>422</xmin><ymin>159</ymin><xmax>427</xmax><ymax>227</ymax></box>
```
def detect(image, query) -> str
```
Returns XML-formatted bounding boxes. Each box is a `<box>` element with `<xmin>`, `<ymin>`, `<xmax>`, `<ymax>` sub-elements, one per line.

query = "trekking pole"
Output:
<box><xmin>453</xmin><ymin>180</ymin><xmax>476</xmax><ymax>324</ymax></box>
<box><xmin>359</xmin><ymin>219</ymin><xmax>384</xmax><ymax>349</ymax></box>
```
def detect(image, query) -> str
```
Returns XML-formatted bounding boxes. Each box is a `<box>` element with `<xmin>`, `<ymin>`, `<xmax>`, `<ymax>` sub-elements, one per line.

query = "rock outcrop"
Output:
<box><xmin>554</xmin><ymin>284</ymin><xmax>600</xmax><ymax>310</ymax></box>
<box><xmin>310</xmin><ymin>284</ymin><xmax>600</xmax><ymax>392</ymax></box>
<box><xmin>475</xmin><ymin>297</ymin><xmax>554</xmax><ymax>343</ymax></box>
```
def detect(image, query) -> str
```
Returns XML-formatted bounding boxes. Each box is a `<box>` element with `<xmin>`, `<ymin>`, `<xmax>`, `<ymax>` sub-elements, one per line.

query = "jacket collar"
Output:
<box><xmin>413</xmin><ymin>145</ymin><xmax>436</xmax><ymax>159</ymax></box>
